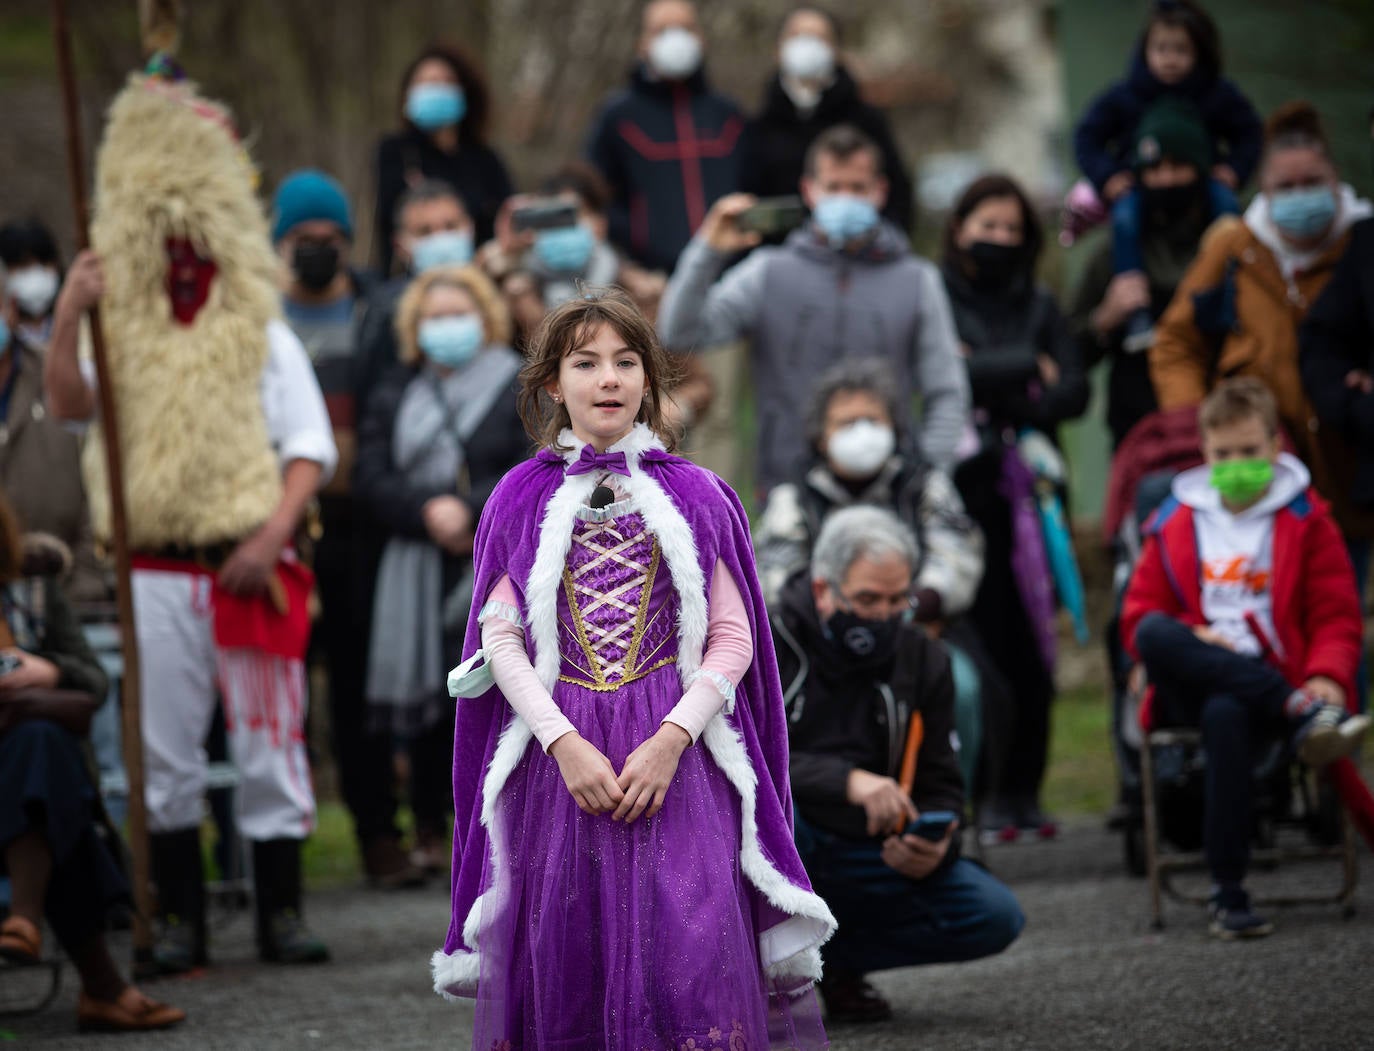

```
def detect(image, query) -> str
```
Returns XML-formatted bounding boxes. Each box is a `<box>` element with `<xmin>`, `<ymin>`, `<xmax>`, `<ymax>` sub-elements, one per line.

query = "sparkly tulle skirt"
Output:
<box><xmin>470</xmin><ymin>663</ymin><xmax>827</xmax><ymax>1051</ymax></box>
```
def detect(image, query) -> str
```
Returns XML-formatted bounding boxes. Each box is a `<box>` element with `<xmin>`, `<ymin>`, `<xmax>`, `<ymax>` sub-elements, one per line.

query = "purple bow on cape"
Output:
<box><xmin>566</xmin><ymin>444</ymin><xmax>630</xmax><ymax>477</ymax></box>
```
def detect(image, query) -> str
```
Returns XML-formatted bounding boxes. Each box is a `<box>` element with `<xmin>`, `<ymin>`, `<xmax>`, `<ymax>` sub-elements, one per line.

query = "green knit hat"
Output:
<box><xmin>1132</xmin><ymin>97</ymin><xmax>1212</xmax><ymax>173</ymax></box>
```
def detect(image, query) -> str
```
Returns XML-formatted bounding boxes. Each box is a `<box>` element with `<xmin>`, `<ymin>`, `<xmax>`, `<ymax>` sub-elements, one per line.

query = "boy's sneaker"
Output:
<box><xmin>1293</xmin><ymin>705</ymin><xmax>1371</xmax><ymax>768</ymax></box>
<box><xmin>1208</xmin><ymin>888</ymin><xmax>1273</xmax><ymax>940</ymax></box>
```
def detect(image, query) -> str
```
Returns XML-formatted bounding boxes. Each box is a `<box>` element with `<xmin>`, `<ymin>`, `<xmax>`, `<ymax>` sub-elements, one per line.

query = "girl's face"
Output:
<box><xmin>547</xmin><ymin>321</ymin><xmax>647</xmax><ymax>451</ymax></box>
<box><xmin>1145</xmin><ymin>23</ymin><xmax>1196</xmax><ymax>85</ymax></box>
<box><xmin>956</xmin><ymin>195</ymin><xmax>1024</xmax><ymax>249</ymax></box>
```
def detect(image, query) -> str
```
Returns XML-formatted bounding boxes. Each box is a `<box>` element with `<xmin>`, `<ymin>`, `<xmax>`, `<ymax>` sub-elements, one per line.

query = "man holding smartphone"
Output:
<box><xmin>771</xmin><ymin>506</ymin><xmax>1023</xmax><ymax>1024</ymax></box>
<box><xmin>658</xmin><ymin>123</ymin><xmax>969</xmax><ymax>497</ymax></box>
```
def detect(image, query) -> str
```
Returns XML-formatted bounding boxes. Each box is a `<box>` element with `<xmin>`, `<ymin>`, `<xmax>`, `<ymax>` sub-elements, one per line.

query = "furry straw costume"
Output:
<box><xmin>85</xmin><ymin>74</ymin><xmax>282</xmax><ymax>549</ymax></box>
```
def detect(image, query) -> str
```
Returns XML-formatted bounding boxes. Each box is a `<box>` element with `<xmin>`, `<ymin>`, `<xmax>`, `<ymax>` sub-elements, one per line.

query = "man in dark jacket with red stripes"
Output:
<box><xmin>772</xmin><ymin>506</ymin><xmax>1023</xmax><ymax>1025</ymax></box>
<box><xmin>583</xmin><ymin>0</ymin><xmax>744</xmax><ymax>273</ymax></box>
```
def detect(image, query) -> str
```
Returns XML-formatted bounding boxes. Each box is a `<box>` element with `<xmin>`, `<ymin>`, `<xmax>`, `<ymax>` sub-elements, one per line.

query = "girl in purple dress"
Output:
<box><xmin>432</xmin><ymin>288</ymin><xmax>834</xmax><ymax>1050</ymax></box>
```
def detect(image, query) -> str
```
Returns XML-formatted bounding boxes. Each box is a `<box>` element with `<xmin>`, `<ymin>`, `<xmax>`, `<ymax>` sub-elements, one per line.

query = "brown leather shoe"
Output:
<box><xmin>77</xmin><ymin>987</ymin><xmax>187</xmax><ymax>1032</ymax></box>
<box><xmin>818</xmin><ymin>970</ymin><xmax>893</xmax><ymax>1023</ymax></box>
<box><xmin>0</xmin><ymin>915</ymin><xmax>42</xmax><ymax>965</ymax></box>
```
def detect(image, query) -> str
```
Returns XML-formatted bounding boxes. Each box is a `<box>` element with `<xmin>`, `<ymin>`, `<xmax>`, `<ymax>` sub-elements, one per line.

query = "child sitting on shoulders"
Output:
<box><xmin>1074</xmin><ymin>0</ymin><xmax>1262</xmax><ymax>349</ymax></box>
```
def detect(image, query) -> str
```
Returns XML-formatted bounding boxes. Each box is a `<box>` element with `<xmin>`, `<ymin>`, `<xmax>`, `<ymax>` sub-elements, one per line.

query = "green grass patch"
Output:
<box><xmin>1043</xmin><ymin>683</ymin><xmax>1116</xmax><ymax>818</ymax></box>
<box><xmin>301</xmin><ymin>802</ymin><xmax>368</xmax><ymax>889</ymax></box>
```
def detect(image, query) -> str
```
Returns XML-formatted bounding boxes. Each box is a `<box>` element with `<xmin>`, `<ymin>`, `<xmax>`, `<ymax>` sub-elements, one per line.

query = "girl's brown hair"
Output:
<box><xmin>517</xmin><ymin>286</ymin><xmax>682</xmax><ymax>453</ymax></box>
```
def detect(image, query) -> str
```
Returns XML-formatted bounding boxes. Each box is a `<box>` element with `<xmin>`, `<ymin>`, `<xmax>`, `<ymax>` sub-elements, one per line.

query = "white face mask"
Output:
<box><xmin>827</xmin><ymin>419</ymin><xmax>896</xmax><ymax>479</ymax></box>
<box><xmin>780</xmin><ymin>34</ymin><xmax>835</xmax><ymax>82</ymax></box>
<box><xmin>648</xmin><ymin>27</ymin><xmax>703</xmax><ymax>80</ymax></box>
<box><xmin>7</xmin><ymin>267</ymin><xmax>60</xmax><ymax>318</ymax></box>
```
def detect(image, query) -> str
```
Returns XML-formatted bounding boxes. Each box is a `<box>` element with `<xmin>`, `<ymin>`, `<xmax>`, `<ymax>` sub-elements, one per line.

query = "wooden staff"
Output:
<box><xmin>51</xmin><ymin>0</ymin><xmax>155</xmax><ymax>970</ymax></box>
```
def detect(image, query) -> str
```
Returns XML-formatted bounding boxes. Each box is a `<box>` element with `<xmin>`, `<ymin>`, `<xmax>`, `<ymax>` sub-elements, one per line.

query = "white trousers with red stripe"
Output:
<box><xmin>132</xmin><ymin>567</ymin><xmax>315</xmax><ymax>840</ymax></box>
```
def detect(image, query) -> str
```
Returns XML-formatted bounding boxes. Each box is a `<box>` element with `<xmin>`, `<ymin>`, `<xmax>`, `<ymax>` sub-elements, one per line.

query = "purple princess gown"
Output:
<box><xmin>471</xmin><ymin>496</ymin><xmax>827</xmax><ymax>1050</ymax></box>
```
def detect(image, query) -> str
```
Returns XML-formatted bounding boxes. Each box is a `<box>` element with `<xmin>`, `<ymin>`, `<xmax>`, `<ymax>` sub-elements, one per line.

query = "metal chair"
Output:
<box><xmin>1140</xmin><ymin>727</ymin><xmax>1358</xmax><ymax>930</ymax></box>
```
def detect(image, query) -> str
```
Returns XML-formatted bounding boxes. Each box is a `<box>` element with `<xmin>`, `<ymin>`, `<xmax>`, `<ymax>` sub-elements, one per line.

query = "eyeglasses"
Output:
<box><xmin>835</xmin><ymin>587</ymin><xmax>917</xmax><ymax>620</ymax></box>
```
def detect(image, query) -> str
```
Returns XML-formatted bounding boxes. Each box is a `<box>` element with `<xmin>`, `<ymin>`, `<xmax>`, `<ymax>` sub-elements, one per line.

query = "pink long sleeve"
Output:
<box><xmin>480</xmin><ymin>575</ymin><xmax>578</xmax><ymax>753</ymax></box>
<box><xmin>662</xmin><ymin>559</ymin><xmax>753</xmax><ymax>743</ymax></box>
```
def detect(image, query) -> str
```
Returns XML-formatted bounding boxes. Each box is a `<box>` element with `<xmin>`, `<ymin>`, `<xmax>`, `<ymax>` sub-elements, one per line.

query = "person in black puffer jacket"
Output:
<box><xmin>942</xmin><ymin>173</ymin><xmax>1089</xmax><ymax>844</ymax></box>
<box><xmin>740</xmin><ymin>7</ymin><xmax>913</xmax><ymax>235</ymax></box>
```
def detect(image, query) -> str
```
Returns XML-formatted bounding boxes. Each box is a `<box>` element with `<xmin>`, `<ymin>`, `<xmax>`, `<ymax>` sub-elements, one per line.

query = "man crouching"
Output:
<box><xmin>772</xmin><ymin>505</ymin><xmax>1024</xmax><ymax>1023</ymax></box>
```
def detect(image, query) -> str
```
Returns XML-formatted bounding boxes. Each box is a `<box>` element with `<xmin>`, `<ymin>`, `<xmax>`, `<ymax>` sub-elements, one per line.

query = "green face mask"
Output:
<box><xmin>1210</xmin><ymin>458</ymin><xmax>1274</xmax><ymax>504</ymax></box>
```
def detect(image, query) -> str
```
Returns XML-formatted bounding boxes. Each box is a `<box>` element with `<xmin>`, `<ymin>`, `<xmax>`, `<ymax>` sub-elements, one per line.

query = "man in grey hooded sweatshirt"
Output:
<box><xmin>658</xmin><ymin>123</ymin><xmax>969</xmax><ymax>495</ymax></box>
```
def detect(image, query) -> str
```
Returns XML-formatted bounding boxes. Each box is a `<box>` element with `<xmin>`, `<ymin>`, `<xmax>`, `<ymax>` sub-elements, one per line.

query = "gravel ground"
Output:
<box><xmin>4</xmin><ymin>820</ymin><xmax>1371</xmax><ymax>1050</ymax></box>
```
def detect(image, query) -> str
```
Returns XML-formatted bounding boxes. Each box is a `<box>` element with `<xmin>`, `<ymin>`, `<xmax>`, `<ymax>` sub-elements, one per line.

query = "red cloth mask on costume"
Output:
<box><xmin>164</xmin><ymin>236</ymin><xmax>218</xmax><ymax>325</ymax></box>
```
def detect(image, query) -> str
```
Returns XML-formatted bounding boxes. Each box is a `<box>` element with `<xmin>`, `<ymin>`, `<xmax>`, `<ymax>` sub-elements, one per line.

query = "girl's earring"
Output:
<box><xmin>552</xmin><ymin>393</ymin><xmax>562</xmax><ymax>404</ymax></box>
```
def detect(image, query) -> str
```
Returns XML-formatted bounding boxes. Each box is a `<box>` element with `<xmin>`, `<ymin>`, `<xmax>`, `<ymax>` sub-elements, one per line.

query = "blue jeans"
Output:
<box><xmin>1112</xmin><ymin>177</ymin><xmax>1240</xmax><ymax>275</ymax></box>
<box><xmin>1134</xmin><ymin>612</ymin><xmax>1292</xmax><ymax>883</ymax></box>
<box><xmin>794</xmin><ymin>814</ymin><xmax>1024</xmax><ymax>974</ymax></box>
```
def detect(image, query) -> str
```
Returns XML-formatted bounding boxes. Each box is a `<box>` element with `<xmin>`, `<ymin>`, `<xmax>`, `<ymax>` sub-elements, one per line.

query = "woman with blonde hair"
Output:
<box><xmin>354</xmin><ymin>264</ymin><xmax>527</xmax><ymax>873</ymax></box>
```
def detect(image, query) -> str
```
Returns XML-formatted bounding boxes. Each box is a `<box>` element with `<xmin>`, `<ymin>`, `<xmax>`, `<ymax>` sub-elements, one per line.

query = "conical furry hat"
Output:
<box><xmin>84</xmin><ymin>74</ymin><xmax>283</xmax><ymax>548</ymax></box>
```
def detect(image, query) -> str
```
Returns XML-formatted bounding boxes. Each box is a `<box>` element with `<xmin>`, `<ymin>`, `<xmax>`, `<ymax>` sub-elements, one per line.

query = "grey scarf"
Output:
<box><xmin>366</xmin><ymin>347</ymin><xmax>520</xmax><ymax>728</ymax></box>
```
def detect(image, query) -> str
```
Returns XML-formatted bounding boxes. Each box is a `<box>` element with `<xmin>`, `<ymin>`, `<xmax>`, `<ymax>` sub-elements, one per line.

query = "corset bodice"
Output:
<box><xmin>557</xmin><ymin>503</ymin><xmax>680</xmax><ymax>691</ymax></box>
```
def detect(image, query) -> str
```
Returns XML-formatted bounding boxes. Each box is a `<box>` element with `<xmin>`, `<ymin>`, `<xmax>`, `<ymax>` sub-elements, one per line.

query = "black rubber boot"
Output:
<box><xmin>252</xmin><ymin>838</ymin><xmax>329</xmax><ymax>964</ymax></box>
<box><xmin>149</xmin><ymin>828</ymin><xmax>207</xmax><ymax>975</ymax></box>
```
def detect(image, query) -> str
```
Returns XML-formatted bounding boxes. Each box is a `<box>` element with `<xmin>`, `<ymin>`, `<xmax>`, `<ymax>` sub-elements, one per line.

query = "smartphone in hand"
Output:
<box><xmin>905</xmin><ymin>810</ymin><xmax>958</xmax><ymax>841</ymax></box>
<box><xmin>736</xmin><ymin>196</ymin><xmax>807</xmax><ymax>238</ymax></box>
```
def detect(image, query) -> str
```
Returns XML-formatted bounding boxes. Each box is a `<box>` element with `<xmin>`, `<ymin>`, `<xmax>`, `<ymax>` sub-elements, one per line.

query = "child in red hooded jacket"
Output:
<box><xmin>1122</xmin><ymin>377</ymin><xmax>1369</xmax><ymax>939</ymax></box>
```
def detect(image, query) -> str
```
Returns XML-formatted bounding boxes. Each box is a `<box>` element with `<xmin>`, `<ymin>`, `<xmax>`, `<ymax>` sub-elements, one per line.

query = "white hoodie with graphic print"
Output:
<box><xmin>1170</xmin><ymin>452</ymin><xmax>1310</xmax><ymax>657</ymax></box>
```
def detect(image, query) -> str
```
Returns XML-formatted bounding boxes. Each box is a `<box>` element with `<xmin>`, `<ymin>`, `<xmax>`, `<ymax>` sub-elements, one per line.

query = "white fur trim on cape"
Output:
<box><xmin>432</xmin><ymin>424</ymin><xmax>834</xmax><ymax>999</ymax></box>
<box><xmin>700</xmin><ymin>717</ymin><xmax>835</xmax><ymax>985</ymax></box>
<box><xmin>431</xmin><ymin>713</ymin><xmax>533</xmax><ymax>1000</ymax></box>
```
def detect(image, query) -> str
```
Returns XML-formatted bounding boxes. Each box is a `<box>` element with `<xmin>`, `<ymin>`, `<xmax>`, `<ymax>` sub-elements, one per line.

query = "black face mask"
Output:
<box><xmin>1142</xmin><ymin>181</ymin><xmax>1205</xmax><ymax>226</ymax></box>
<box><xmin>292</xmin><ymin>241</ymin><xmax>341</xmax><ymax>292</ymax></box>
<box><xmin>826</xmin><ymin>607</ymin><xmax>905</xmax><ymax>665</ymax></box>
<box><xmin>966</xmin><ymin>240</ymin><xmax>1023</xmax><ymax>288</ymax></box>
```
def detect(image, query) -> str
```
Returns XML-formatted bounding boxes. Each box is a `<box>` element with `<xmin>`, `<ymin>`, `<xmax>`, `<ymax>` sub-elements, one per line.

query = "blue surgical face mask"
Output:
<box><xmin>1269</xmin><ymin>185</ymin><xmax>1337</xmax><ymax>240</ymax></box>
<box><xmin>812</xmin><ymin>194</ymin><xmax>879</xmax><ymax>248</ymax></box>
<box><xmin>405</xmin><ymin>82</ymin><xmax>466</xmax><ymax>131</ymax></box>
<box><xmin>534</xmin><ymin>224</ymin><xmax>595</xmax><ymax>273</ymax></box>
<box><xmin>411</xmin><ymin>229</ymin><xmax>474</xmax><ymax>272</ymax></box>
<box><xmin>418</xmin><ymin>314</ymin><xmax>484</xmax><ymax>368</ymax></box>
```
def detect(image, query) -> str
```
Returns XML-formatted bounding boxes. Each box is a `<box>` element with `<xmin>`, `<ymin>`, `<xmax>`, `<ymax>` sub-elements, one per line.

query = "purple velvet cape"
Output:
<box><xmin>437</xmin><ymin>443</ymin><xmax>831</xmax><ymax>988</ymax></box>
